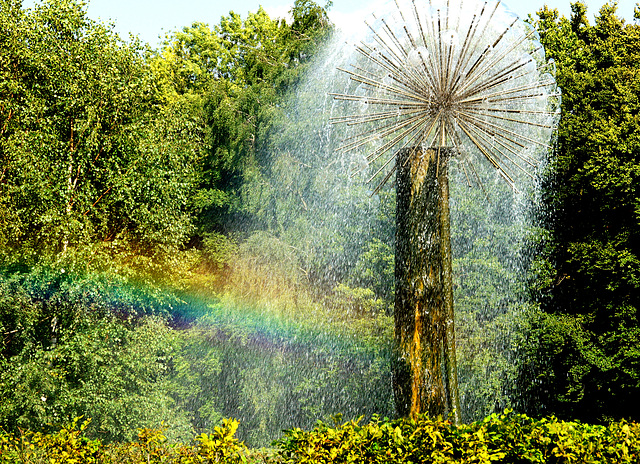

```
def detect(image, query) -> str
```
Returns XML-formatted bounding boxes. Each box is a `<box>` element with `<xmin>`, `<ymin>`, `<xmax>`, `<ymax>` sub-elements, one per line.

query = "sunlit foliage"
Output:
<box><xmin>4</xmin><ymin>412</ymin><xmax>639</xmax><ymax>463</ymax></box>
<box><xmin>518</xmin><ymin>2</ymin><xmax>640</xmax><ymax>423</ymax></box>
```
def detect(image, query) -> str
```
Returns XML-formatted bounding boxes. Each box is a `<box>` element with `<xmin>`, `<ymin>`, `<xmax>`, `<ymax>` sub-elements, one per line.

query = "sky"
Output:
<box><xmin>21</xmin><ymin>0</ymin><xmax>639</xmax><ymax>47</ymax></box>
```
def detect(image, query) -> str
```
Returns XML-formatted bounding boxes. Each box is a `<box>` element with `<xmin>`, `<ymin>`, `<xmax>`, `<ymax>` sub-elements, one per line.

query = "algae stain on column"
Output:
<box><xmin>393</xmin><ymin>147</ymin><xmax>460</xmax><ymax>421</ymax></box>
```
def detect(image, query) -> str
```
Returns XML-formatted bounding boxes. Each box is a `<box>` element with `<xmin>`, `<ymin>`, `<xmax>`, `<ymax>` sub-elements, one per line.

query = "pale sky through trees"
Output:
<box><xmin>20</xmin><ymin>0</ymin><xmax>638</xmax><ymax>47</ymax></box>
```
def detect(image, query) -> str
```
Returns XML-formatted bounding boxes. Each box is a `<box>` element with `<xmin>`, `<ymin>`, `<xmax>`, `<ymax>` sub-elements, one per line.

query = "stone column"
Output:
<box><xmin>392</xmin><ymin>146</ymin><xmax>460</xmax><ymax>422</ymax></box>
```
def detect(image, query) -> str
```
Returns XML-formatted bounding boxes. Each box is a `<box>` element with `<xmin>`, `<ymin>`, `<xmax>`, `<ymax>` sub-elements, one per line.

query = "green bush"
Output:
<box><xmin>0</xmin><ymin>417</ymin><xmax>102</xmax><ymax>463</ymax></box>
<box><xmin>276</xmin><ymin>411</ymin><xmax>640</xmax><ymax>464</ymax></box>
<box><xmin>0</xmin><ymin>417</ymin><xmax>258</xmax><ymax>463</ymax></box>
<box><xmin>2</xmin><ymin>412</ymin><xmax>640</xmax><ymax>463</ymax></box>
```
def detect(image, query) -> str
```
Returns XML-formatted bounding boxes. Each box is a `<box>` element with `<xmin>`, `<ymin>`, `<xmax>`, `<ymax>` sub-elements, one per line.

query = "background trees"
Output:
<box><xmin>0</xmin><ymin>0</ymin><xmax>203</xmax><ymax>441</ymax></box>
<box><xmin>0</xmin><ymin>0</ymin><xmax>199</xmax><ymax>271</ymax></box>
<box><xmin>151</xmin><ymin>2</ymin><xmax>332</xmax><ymax>241</ymax></box>
<box><xmin>1</xmin><ymin>0</ymin><xmax>350</xmax><ymax>445</ymax></box>
<box><xmin>518</xmin><ymin>2</ymin><xmax>640</xmax><ymax>423</ymax></box>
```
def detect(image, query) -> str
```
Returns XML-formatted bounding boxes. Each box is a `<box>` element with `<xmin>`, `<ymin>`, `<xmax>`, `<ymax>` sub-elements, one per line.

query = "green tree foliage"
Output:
<box><xmin>2</xmin><ymin>0</ymin><xmax>378</xmax><ymax>446</ymax></box>
<box><xmin>0</xmin><ymin>316</ymin><xmax>189</xmax><ymax>442</ymax></box>
<box><xmin>0</xmin><ymin>0</ymin><xmax>199</xmax><ymax>269</ymax></box>
<box><xmin>448</xmin><ymin>176</ymin><xmax>533</xmax><ymax>423</ymax></box>
<box><xmin>0</xmin><ymin>268</ymin><xmax>235</xmax><ymax>443</ymax></box>
<box><xmin>519</xmin><ymin>2</ymin><xmax>640</xmax><ymax>422</ymax></box>
<box><xmin>151</xmin><ymin>2</ymin><xmax>333</xmax><ymax>239</ymax></box>
<box><xmin>181</xmin><ymin>297</ymin><xmax>393</xmax><ymax>446</ymax></box>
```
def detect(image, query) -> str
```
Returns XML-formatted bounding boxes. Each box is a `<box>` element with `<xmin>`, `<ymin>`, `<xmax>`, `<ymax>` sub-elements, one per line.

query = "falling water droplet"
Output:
<box><xmin>441</xmin><ymin>29</ymin><xmax>460</xmax><ymax>47</ymax></box>
<box><xmin>520</xmin><ymin>54</ymin><xmax>536</xmax><ymax>73</ymax></box>
<box><xmin>407</xmin><ymin>46</ymin><xmax>429</xmax><ymax>68</ymax></box>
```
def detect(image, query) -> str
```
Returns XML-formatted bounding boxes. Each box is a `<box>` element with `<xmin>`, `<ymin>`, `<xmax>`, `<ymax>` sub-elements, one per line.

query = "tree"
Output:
<box><xmin>150</xmin><ymin>2</ymin><xmax>333</xmax><ymax>241</ymax></box>
<box><xmin>1</xmin><ymin>0</ymin><xmax>201</xmax><ymax>268</ymax></box>
<box><xmin>0</xmin><ymin>0</ymin><xmax>206</xmax><ymax>440</ymax></box>
<box><xmin>519</xmin><ymin>2</ymin><xmax>640</xmax><ymax>422</ymax></box>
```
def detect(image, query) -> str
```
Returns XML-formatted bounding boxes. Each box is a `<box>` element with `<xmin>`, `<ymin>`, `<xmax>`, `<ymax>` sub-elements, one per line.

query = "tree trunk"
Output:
<box><xmin>392</xmin><ymin>147</ymin><xmax>461</xmax><ymax>422</ymax></box>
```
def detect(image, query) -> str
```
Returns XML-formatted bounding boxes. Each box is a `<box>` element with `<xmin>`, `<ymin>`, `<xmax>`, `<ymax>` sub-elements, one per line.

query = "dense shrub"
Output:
<box><xmin>276</xmin><ymin>411</ymin><xmax>640</xmax><ymax>463</ymax></box>
<box><xmin>2</xmin><ymin>412</ymin><xmax>639</xmax><ymax>463</ymax></box>
<box><xmin>0</xmin><ymin>417</ymin><xmax>258</xmax><ymax>463</ymax></box>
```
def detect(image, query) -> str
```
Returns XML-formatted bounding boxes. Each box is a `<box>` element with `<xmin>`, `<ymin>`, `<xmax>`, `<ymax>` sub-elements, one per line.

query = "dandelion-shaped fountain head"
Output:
<box><xmin>330</xmin><ymin>0</ymin><xmax>561</xmax><ymax>194</ymax></box>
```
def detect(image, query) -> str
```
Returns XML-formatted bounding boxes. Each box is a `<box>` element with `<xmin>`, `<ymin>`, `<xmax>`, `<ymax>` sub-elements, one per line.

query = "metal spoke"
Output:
<box><xmin>332</xmin><ymin>0</ymin><xmax>561</xmax><ymax>192</ymax></box>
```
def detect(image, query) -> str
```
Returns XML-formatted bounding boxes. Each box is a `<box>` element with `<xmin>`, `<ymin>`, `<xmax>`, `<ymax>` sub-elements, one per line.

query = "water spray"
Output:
<box><xmin>331</xmin><ymin>0</ymin><xmax>560</xmax><ymax>421</ymax></box>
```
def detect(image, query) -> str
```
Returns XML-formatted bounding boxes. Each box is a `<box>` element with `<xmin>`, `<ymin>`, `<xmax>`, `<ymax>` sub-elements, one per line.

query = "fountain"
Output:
<box><xmin>0</xmin><ymin>0</ymin><xmax>566</xmax><ymax>448</ymax></box>
<box><xmin>329</xmin><ymin>0</ymin><xmax>561</xmax><ymax>421</ymax></box>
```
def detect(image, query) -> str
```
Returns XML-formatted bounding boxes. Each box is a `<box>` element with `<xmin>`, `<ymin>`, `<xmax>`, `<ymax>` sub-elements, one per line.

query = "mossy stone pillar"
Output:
<box><xmin>392</xmin><ymin>146</ymin><xmax>461</xmax><ymax>422</ymax></box>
